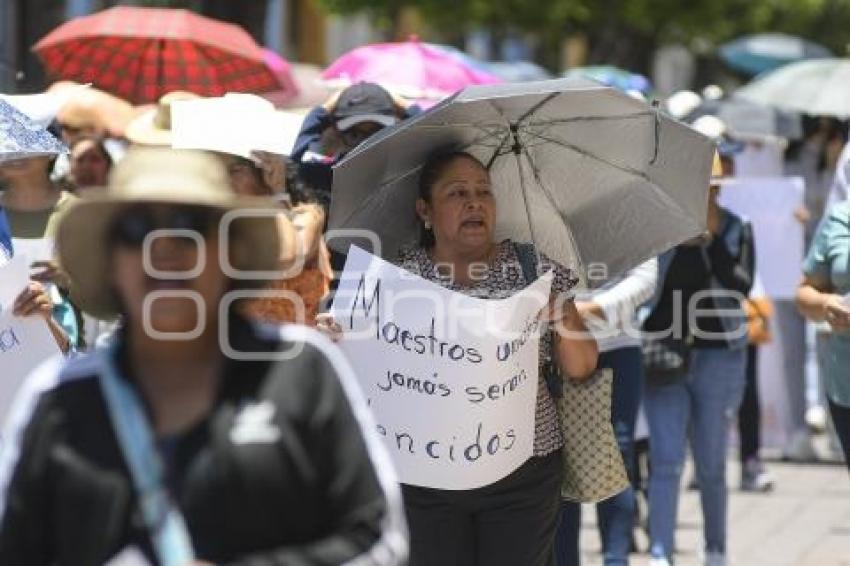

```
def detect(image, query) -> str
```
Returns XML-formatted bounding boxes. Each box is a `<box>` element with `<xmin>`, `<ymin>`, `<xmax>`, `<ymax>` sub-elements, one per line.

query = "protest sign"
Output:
<box><xmin>0</xmin><ymin>255</ymin><xmax>29</xmax><ymax>312</ymax></box>
<box><xmin>11</xmin><ymin>237</ymin><xmax>54</xmax><ymax>265</ymax></box>
<box><xmin>0</xmin><ymin>311</ymin><xmax>60</xmax><ymax>422</ymax></box>
<box><xmin>10</xmin><ymin>237</ymin><xmax>65</xmax><ymax>305</ymax></box>
<box><xmin>719</xmin><ymin>177</ymin><xmax>804</xmax><ymax>299</ymax></box>
<box><xmin>332</xmin><ymin>246</ymin><xmax>553</xmax><ymax>490</ymax></box>
<box><xmin>0</xmin><ymin>235</ymin><xmax>62</xmax><ymax>423</ymax></box>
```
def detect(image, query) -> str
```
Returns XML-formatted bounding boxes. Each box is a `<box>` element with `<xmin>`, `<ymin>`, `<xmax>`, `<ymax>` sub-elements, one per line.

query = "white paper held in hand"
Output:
<box><xmin>0</xmin><ymin>255</ymin><xmax>30</xmax><ymax>312</ymax></box>
<box><xmin>0</xmin><ymin>311</ymin><xmax>61</xmax><ymax>423</ymax></box>
<box><xmin>11</xmin><ymin>237</ymin><xmax>54</xmax><ymax>265</ymax></box>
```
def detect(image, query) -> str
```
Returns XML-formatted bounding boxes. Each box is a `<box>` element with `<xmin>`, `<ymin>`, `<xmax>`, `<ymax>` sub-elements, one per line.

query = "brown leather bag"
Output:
<box><xmin>745</xmin><ymin>297</ymin><xmax>774</xmax><ymax>345</ymax></box>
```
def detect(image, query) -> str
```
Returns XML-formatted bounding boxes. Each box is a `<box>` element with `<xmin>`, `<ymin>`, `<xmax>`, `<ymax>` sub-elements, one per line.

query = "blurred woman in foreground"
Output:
<box><xmin>0</xmin><ymin>148</ymin><xmax>407</xmax><ymax>565</ymax></box>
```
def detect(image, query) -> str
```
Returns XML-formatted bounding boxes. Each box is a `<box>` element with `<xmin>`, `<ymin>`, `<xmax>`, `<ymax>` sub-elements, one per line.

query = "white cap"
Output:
<box><xmin>702</xmin><ymin>84</ymin><xmax>724</xmax><ymax>101</ymax></box>
<box><xmin>691</xmin><ymin>115</ymin><xmax>728</xmax><ymax>140</ymax></box>
<box><xmin>665</xmin><ymin>90</ymin><xmax>702</xmax><ymax>119</ymax></box>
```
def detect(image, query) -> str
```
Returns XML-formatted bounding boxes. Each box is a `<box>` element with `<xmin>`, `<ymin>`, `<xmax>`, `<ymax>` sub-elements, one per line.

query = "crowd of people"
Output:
<box><xmin>0</xmin><ymin>70</ymin><xmax>848</xmax><ymax>566</ymax></box>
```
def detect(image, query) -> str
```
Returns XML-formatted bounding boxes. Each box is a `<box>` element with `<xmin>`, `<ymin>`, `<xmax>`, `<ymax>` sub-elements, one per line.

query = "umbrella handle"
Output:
<box><xmin>650</xmin><ymin>100</ymin><xmax>661</xmax><ymax>165</ymax></box>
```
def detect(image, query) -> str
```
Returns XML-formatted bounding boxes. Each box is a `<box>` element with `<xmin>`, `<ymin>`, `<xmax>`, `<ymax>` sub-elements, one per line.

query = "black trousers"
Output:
<box><xmin>402</xmin><ymin>451</ymin><xmax>562</xmax><ymax>566</ymax></box>
<box><xmin>738</xmin><ymin>345</ymin><xmax>761</xmax><ymax>462</ymax></box>
<box><xmin>828</xmin><ymin>399</ymin><xmax>850</xmax><ymax>472</ymax></box>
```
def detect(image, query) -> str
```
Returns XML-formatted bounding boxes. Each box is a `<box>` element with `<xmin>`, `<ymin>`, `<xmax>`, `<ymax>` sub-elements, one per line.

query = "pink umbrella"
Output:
<box><xmin>261</xmin><ymin>48</ymin><xmax>300</xmax><ymax>107</ymax></box>
<box><xmin>321</xmin><ymin>38</ymin><xmax>502</xmax><ymax>101</ymax></box>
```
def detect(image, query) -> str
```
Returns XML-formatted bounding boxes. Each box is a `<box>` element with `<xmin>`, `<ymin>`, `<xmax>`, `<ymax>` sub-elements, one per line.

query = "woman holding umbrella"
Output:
<box><xmin>319</xmin><ymin>149</ymin><xmax>598</xmax><ymax>566</ymax></box>
<box><xmin>0</xmin><ymin>148</ymin><xmax>407</xmax><ymax>565</ymax></box>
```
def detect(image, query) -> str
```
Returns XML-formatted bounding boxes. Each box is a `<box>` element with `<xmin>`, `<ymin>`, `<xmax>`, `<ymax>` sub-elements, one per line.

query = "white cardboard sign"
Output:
<box><xmin>718</xmin><ymin>177</ymin><xmax>804</xmax><ymax>299</ymax></box>
<box><xmin>332</xmin><ymin>247</ymin><xmax>553</xmax><ymax>490</ymax></box>
<box><xmin>0</xmin><ymin>255</ymin><xmax>29</xmax><ymax>312</ymax></box>
<box><xmin>0</xmin><ymin>312</ymin><xmax>60</xmax><ymax>422</ymax></box>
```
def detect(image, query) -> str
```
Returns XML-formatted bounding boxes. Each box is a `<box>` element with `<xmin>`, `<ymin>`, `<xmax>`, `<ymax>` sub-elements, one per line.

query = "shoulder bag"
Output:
<box><xmin>514</xmin><ymin>243</ymin><xmax>630</xmax><ymax>503</ymax></box>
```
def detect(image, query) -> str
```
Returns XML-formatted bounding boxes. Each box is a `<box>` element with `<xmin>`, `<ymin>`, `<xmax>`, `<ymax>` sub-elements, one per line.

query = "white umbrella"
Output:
<box><xmin>329</xmin><ymin>78</ymin><xmax>714</xmax><ymax>284</ymax></box>
<box><xmin>736</xmin><ymin>58</ymin><xmax>850</xmax><ymax>117</ymax></box>
<box><xmin>0</xmin><ymin>99</ymin><xmax>67</xmax><ymax>163</ymax></box>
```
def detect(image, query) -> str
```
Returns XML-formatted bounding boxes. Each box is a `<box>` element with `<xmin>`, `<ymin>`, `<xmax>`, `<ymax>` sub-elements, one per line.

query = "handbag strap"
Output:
<box><xmin>513</xmin><ymin>242</ymin><xmax>538</xmax><ymax>284</ymax></box>
<box><xmin>97</xmin><ymin>342</ymin><xmax>196</xmax><ymax>566</ymax></box>
<box><xmin>512</xmin><ymin>242</ymin><xmax>563</xmax><ymax>397</ymax></box>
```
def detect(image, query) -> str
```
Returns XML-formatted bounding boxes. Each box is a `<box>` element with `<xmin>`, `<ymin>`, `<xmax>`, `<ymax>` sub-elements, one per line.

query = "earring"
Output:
<box><xmin>424</xmin><ymin>220</ymin><xmax>432</xmax><ymax>230</ymax></box>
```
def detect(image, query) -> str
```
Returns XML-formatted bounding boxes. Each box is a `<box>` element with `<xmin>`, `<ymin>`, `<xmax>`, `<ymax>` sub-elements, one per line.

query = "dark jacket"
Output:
<box><xmin>644</xmin><ymin>207</ymin><xmax>755</xmax><ymax>349</ymax></box>
<box><xmin>291</xmin><ymin>105</ymin><xmax>422</xmax><ymax>208</ymax></box>
<box><xmin>0</xmin><ymin>319</ymin><xmax>407</xmax><ymax>565</ymax></box>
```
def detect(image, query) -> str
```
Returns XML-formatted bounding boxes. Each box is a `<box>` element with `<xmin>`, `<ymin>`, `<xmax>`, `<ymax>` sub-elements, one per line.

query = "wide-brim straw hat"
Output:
<box><xmin>125</xmin><ymin>91</ymin><xmax>200</xmax><ymax>146</ymax></box>
<box><xmin>57</xmin><ymin>147</ymin><xmax>283</xmax><ymax>319</ymax></box>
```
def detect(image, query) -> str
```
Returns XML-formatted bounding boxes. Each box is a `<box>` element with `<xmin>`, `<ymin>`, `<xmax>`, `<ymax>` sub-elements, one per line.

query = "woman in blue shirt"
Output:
<box><xmin>797</xmin><ymin>201</ymin><xmax>850</xmax><ymax>470</ymax></box>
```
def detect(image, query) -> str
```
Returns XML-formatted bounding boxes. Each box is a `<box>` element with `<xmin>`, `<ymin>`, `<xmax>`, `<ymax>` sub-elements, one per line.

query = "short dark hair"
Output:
<box><xmin>416</xmin><ymin>150</ymin><xmax>485</xmax><ymax>246</ymax></box>
<box><xmin>418</xmin><ymin>150</ymin><xmax>483</xmax><ymax>202</ymax></box>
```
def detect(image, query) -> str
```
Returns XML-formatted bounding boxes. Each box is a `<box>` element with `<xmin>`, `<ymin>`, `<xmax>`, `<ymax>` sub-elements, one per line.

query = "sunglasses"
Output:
<box><xmin>109</xmin><ymin>205</ymin><xmax>222</xmax><ymax>248</ymax></box>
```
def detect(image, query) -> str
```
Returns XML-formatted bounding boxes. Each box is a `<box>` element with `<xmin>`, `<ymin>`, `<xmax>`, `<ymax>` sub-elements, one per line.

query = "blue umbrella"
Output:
<box><xmin>425</xmin><ymin>43</ymin><xmax>493</xmax><ymax>73</ymax></box>
<box><xmin>720</xmin><ymin>33</ymin><xmax>833</xmax><ymax>76</ymax></box>
<box><xmin>0</xmin><ymin>98</ymin><xmax>67</xmax><ymax>164</ymax></box>
<box><xmin>429</xmin><ymin>44</ymin><xmax>555</xmax><ymax>83</ymax></box>
<box><xmin>563</xmin><ymin>65</ymin><xmax>652</xmax><ymax>94</ymax></box>
<box><xmin>0</xmin><ymin>207</ymin><xmax>11</xmax><ymax>262</ymax></box>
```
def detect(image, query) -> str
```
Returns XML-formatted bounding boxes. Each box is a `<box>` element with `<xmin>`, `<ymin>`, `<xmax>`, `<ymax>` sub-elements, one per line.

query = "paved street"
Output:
<box><xmin>577</xmin><ymin>460</ymin><xmax>850</xmax><ymax>565</ymax></box>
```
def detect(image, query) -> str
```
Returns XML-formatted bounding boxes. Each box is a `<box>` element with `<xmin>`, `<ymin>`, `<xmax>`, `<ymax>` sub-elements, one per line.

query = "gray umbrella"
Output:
<box><xmin>329</xmin><ymin>78</ymin><xmax>714</xmax><ymax>283</ymax></box>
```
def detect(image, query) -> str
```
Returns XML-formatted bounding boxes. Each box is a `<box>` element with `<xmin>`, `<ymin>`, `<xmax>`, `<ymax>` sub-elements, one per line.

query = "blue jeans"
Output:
<box><xmin>644</xmin><ymin>347</ymin><xmax>747</xmax><ymax>560</ymax></box>
<box><xmin>555</xmin><ymin>347</ymin><xmax>643</xmax><ymax>566</ymax></box>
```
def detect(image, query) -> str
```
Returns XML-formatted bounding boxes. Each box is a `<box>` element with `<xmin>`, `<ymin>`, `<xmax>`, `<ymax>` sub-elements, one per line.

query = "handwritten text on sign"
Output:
<box><xmin>0</xmin><ymin>312</ymin><xmax>60</xmax><ymax>423</ymax></box>
<box><xmin>332</xmin><ymin>247</ymin><xmax>553</xmax><ymax>490</ymax></box>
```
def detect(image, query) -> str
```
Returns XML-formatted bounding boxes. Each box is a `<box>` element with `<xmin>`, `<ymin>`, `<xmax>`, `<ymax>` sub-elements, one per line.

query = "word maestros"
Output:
<box><xmin>346</xmin><ymin>273</ymin><xmax>541</xmax><ymax>466</ymax></box>
<box><xmin>346</xmin><ymin>273</ymin><xmax>540</xmax><ymax>402</ymax></box>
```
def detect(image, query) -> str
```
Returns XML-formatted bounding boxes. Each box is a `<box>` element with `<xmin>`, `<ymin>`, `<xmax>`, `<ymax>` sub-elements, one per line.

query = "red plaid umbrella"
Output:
<box><xmin>33</xmin><ymin>7</ymin><xmax>281</xmax><ymax>104</ymax></box>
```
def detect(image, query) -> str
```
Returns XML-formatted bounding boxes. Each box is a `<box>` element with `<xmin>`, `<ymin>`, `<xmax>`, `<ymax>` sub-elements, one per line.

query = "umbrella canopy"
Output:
<box><xmin>425</xmin><ymin>45</ymin><xmax>554</xmax><ymax>83</ymax></box>
<box><xmin>33</xmin><ymin>6</ymin><xmax>280</xmax><ymax>104</ymax></box>
<box><xmin>0</xmin><ymin>98</ymin><xmax>67</xmax><ymax>163</ymax></box>
<box><xmin>329</xmin><ymin>78</ymin><xmax>713</xmax><ymax>282</ymax></box>
<box><xmin>719</xmin><ymin>33</ymin><xmax>833</xmax><ymax>76</ymax></box>
<box><xmin>279</xmin><ymin>63</ymin><xmax>334</xmax><ymax>111</ymax></box>
<box><xmin>563</xmin><ymin>66</ymin><xmax>652</xmax><ymax>95</ymax></box>
<box><xmin>426</xmin><ymin>43</ymin><xmax>493</xmax><ymax>75</ymax></box>
<box><xmin>321</xmin><ymin>39</ymin><xmax>502</xmax><ymax>101</ymax></box>
<box><xmin>0</xmin><ymin>91</ymin><xmax>69</xmax><ymax>128</ymax></box>
<box><xmin>260</xmin><ymin>48</ymin><xmax>300</xmax><ymax>107</ymax></box>
<box><xmin>687</xmin><ymin>96</ymin><xmax>802</xmax><ymax>140</ymax></box>
<box><xmin>736</xmin><ymin>58</ymin><xmax>850</xmax><ymax>118</ymax></box>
